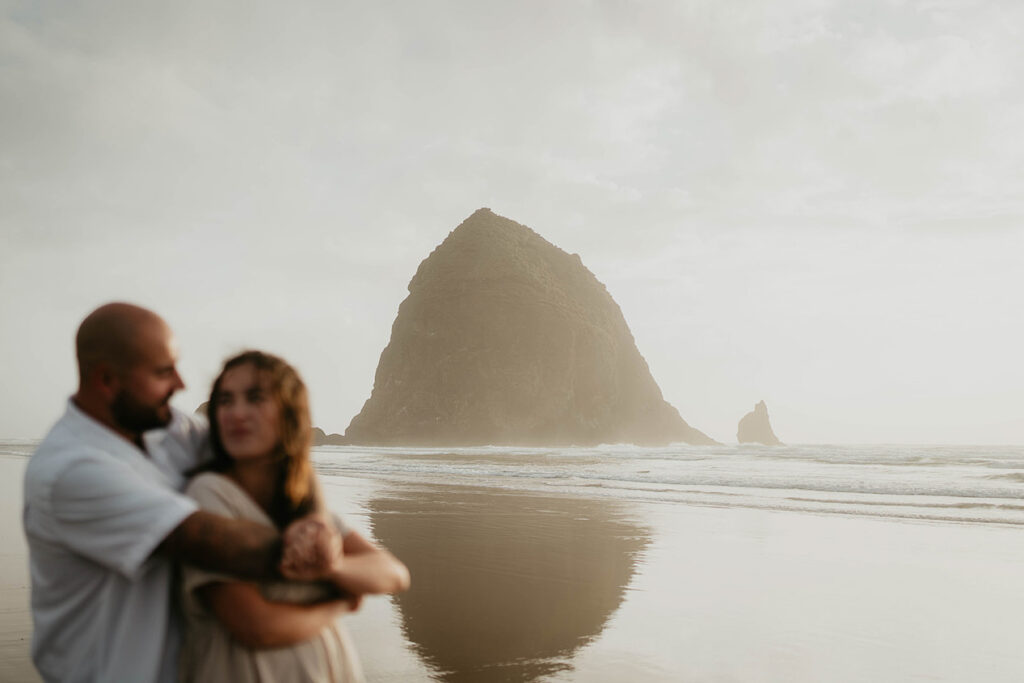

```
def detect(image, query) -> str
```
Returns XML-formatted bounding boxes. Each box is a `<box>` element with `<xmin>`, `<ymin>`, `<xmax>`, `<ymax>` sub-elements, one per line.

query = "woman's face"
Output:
<box><xmin>215</xmin><ymin>363</ymin><xmax>281</xmax><ymax>462</ymax></box>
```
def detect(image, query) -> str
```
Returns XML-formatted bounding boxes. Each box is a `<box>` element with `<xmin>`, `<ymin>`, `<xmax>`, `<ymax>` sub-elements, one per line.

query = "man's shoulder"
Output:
<box><xmin>24</xmin><ymin>422</ymin><xmax>129</xmax><ymax>517</ymax></box>
<box><xmin>167</xmin><ymin>406</ymin><xmax>208</xmax><ymax>437</ymax></box>
<box><xmin>27</xmin><ymin>413</ymin><xmax>114</xmax><ymax>483</ymax></box>
<box><xmin>150</xmin><ymin>407</ymin><xmax>211</xmax><ymax>471</ymax></box>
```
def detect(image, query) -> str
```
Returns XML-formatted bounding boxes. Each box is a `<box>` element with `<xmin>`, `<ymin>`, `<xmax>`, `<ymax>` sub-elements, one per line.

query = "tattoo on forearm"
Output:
<box><xmin>174</xmin><ymin>513</ymin><xmax>282</xmax><ymax>580</ymax></box>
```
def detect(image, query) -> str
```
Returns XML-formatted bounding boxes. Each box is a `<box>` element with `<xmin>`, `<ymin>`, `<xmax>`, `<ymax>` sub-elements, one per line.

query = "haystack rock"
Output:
<box><xmin>344</xmin><ymin>208</ymin><xmax>714</xmax><ymax>447</ymax></box>
<box><xmin>737</xmin><ymin>401</ymin><xmax>783</xmax><ymax>445</ymax></box>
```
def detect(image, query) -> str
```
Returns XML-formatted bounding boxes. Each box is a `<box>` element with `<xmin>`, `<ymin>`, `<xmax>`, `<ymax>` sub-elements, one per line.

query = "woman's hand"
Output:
<box><xmin>279</xmin><ymin>516</ymin><xmax>410</xmax><ymax>597</ymax></box>
<box><xmin>280</xmin><ymin>514</ymin><xmax>343</xmax><ymax>581</ymax></box>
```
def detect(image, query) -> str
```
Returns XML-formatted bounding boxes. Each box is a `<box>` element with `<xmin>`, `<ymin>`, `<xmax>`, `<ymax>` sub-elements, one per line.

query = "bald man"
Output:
<box><xmin>22</xmin><ymin>303</ymin><xmax>341</xmax><ymax>683</ymax></box>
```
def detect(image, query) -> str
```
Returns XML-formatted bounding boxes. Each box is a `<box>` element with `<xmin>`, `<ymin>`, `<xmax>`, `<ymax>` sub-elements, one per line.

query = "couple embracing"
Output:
<box><xmin>23</xmin><ymin>303</ymin><xmax>410</xmax><ymax>682</ymax></box>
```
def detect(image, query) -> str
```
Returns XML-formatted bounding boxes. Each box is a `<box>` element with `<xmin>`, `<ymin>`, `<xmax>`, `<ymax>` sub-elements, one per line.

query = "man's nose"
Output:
<box><xmin>173</xmin><ymin>370</ymin><xmax>185</xmax><ymax>391</ymax></box>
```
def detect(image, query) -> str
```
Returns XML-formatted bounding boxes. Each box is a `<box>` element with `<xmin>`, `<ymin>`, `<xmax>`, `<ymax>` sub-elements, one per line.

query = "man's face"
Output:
<box><xmin>110</xmin><ymin>324</ymin><xmax>185</xmax><ymax>433</ymax></box>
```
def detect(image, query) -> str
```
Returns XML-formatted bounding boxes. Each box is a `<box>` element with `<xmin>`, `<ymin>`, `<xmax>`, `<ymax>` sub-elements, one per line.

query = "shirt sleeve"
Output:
<box><xmin>50</xmin><ymin>458</ymin><xmax>199</xmax><ymax>580</ymax></box>
<box><xmin>179</xmin><ymin>474</ymin><xmax>244</xmax><ymax>599</ymax></box>
<box><xmin>163</xmin><ymin>409</ymin><xmax>212</xmax><ymax>471</ymax></box>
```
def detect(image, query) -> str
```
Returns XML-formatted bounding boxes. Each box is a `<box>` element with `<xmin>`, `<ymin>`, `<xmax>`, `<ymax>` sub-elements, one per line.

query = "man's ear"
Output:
<box><xmin>93</xmin><ymin>361</ymin><xmax>123</xmax><ymax>401</ymax></box>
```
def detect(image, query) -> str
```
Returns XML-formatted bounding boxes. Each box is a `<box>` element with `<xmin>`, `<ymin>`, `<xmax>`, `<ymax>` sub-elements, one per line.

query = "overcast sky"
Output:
<box><xmin>2</xmin><ymin>0</ymin><xmax>1022</xmax><ymax>444</ymax></box>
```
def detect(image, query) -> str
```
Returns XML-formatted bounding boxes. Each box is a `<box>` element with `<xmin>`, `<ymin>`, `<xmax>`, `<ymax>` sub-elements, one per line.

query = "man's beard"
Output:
<box><xmin>111</xmin><ymin>390</ymin><xmax>172</xmax><ymax>433</ymax></box>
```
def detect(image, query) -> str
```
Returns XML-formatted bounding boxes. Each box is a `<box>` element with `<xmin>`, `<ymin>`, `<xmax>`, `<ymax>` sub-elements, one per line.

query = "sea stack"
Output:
<box><xmin>737</xmin><ymin>401</ymin><xmax>783</xmax><ymax>445</ymax></box>
<box><xmin>312</xmin><ymin>427</ymin><xmax>346</xmax><ymax>446</ymax></box>
<box><xmin>344</xmin><ymin>208</ymin><xmax>714</xmax><ymax>447</ymax></box>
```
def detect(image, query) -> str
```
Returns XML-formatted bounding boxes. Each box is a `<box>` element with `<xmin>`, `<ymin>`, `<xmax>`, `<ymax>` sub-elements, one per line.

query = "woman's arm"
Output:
<box><xmin>279</xmin><ymin>514</ymin><xmax>410</xmax><ymax>595</ymax></box>
<box><xmin>197</xmin><ymin>581</ymin><xmax>356</xmax><ymax>650</ymax></box>
<box><xmin>329</xmin><ymin>531</ymin><xmax>411</xmax><ymax>595</ymax></box>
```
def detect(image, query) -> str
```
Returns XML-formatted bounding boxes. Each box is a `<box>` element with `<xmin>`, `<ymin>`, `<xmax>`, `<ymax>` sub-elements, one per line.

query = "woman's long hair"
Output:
<box><xmin>203</xmin><ymin>350</ymin><xmax>316</xmax><ymax>528</ymax></box>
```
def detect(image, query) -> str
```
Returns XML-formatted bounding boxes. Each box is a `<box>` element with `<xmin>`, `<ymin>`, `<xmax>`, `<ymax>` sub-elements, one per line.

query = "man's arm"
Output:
<box><xmin>157</xmin><ymin>510</ymin><xmax>283</xmax><ymax>580</ymax></box>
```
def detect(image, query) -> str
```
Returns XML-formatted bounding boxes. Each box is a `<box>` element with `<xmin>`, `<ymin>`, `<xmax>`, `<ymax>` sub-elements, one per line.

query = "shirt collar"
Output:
<box><xmin>63</xmin><ymin>398</ymin><xmax>168</xmax><ymax>459</ymax></box>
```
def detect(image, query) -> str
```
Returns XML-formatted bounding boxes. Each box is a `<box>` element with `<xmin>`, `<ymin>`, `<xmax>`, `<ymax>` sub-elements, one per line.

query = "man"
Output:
<box><xmin>22</xmin><ymin>303</ymin><xmax>342</xmax><ymax>682</ymax></box>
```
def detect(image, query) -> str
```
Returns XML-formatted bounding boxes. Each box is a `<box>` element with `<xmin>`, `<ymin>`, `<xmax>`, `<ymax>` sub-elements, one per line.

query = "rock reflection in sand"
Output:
<box><xmin>369</xmin><ymin>485</ymin><xmax>649</xmax><ymax>682</ymax></box>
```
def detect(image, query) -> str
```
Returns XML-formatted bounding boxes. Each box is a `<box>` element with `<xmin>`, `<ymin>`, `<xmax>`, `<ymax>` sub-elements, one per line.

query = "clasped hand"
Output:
<box><xmin>279</xmin><ymin>514</ymin><xmax>343</xmax><ymax>581</ymax></box>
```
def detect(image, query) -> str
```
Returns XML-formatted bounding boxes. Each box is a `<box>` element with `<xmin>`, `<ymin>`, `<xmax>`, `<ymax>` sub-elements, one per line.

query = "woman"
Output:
<box><xmin>179</xmin><ymin>350</ymin><xmax>409</xmax><ymax>682</ymax></box>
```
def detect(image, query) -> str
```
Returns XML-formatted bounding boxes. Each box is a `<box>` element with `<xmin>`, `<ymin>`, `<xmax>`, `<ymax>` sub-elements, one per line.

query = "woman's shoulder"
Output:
<box><xmin>184</xmin><ymin>470</ymin><xmax>235</xmax><ymax>498</ymax></box>
<box><xmin>183</xmin><ymin>471</ymin><xmax>257</xmax><ymax>519</ymax></box>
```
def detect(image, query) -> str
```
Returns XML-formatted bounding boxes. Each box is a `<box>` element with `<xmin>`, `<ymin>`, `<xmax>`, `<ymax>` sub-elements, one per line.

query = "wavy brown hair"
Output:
<box><xmin>203</xmin><ymin>350</ymin><xmax>316</xmax><ymax>528</ymax></box>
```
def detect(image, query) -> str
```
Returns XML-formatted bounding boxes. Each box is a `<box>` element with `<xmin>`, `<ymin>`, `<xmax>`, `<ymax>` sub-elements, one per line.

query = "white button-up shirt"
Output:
<box><xmin>23</xmin><ymin>401</ymin><xmax>208</xmax><ymax>683</ymax></box>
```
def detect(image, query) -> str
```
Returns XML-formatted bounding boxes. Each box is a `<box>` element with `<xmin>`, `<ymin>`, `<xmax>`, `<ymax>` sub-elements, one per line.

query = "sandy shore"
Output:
<box><xmin>327</xmin><ymin>473</ymin><xmax>1024</xmax><ymax>682</ymax></box>
<box><xmin>6</xmin><ymin>455</ymin><xmax>1024</xmax><ymax>682</ymax></box>
<box><xmin>0</xmin><ymin>456</ymin><xmax>40</xmax><ymax>683</ymax></box>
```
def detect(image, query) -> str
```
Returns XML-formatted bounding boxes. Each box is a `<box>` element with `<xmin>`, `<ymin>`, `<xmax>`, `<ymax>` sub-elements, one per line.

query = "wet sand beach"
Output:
<box><xmin>325</xmin><ymin>468</ymin><xmax>1024</xmax><ymax>682</ymax></box>
<box><xmin>0</xmin><ymin>455</ymin><xmax>40</xmax><ymax>683</ymax></box>
<box><xmin>5</xmin><ymin>451</ymin><xmax>1024</xmax><ymax>682</ymax></box>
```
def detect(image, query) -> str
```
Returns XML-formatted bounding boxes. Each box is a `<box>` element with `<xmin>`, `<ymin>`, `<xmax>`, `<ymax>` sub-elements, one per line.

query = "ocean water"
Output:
<box><xmin>6</xmin><ymin>439</ymin><xmax>1024</xmax><ymax>525</ymax></box>
<box><xmin>311</xmin><ymin>442</ymin><xmax>1024</xmax><ymax>527</ymax></box>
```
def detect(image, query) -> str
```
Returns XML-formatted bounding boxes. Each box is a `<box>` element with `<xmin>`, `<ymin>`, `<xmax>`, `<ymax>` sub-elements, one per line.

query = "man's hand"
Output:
<box><xmin>280</xmin><ymin>514</ymin><xmax>342</xmax><ymax>581</ymax></box>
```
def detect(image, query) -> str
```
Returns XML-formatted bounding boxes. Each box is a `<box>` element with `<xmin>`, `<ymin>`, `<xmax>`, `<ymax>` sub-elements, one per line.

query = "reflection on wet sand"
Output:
<box><xmin>369</xmin><ymin>484</ymin><xmax>649</xmax><ymax>682</ymax></box>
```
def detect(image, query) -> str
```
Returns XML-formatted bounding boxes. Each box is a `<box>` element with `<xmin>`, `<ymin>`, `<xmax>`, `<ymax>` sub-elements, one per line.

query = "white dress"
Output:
<box><xmin>178</xmin><ymin>472</ymin><xmax>364</xmax><ymax>683</ymax></box>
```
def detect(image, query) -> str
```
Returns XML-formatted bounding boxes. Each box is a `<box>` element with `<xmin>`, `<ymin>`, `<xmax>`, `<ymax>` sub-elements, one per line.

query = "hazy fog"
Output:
<box><xmin>2</xmin><ymin>0</ymin><xmax>1021</xmax><ymax>444</ymax></box>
